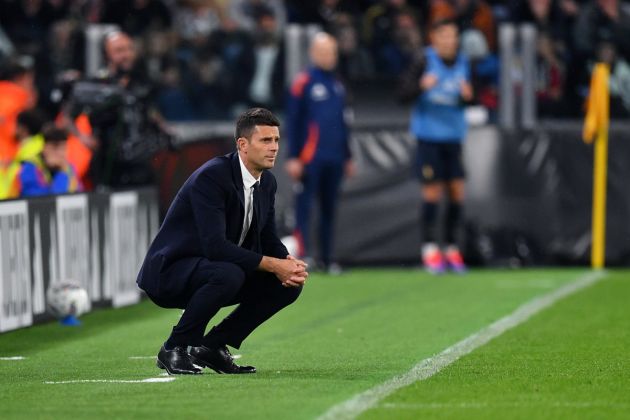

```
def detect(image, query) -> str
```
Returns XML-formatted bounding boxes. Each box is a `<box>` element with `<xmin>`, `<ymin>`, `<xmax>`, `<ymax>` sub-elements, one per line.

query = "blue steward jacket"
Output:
<box><xmin>286</xmin><ymin>67</ymin><xmax>351</xmax><ymax>165</ymax></box>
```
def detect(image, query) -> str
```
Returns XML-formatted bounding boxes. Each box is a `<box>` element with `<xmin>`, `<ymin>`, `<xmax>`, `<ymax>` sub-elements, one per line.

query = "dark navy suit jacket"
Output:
<box><xmin>137</xmin><ymin>152</ymin><xmax>288</xmax><ymax>299</ymax></box>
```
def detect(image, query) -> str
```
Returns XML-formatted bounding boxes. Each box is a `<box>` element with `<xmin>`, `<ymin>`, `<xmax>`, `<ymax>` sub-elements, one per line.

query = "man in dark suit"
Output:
<box><xmin>137</xmin><ymin>108</ymin><xmax>308</xmax><ymax>375</ymax></box>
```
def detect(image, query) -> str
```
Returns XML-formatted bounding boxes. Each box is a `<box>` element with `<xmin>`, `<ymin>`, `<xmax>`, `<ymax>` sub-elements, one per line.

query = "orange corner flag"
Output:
<box><xmin>582</xmin><ymin>64</ymin><xmax>609</xmax><ymax>144</ymax></box>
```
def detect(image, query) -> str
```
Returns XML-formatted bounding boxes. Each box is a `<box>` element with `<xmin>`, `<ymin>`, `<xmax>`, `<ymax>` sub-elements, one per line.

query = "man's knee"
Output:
<box><xmin>210</xmin><ymin>262</ymin><xmax>246</xmax><ymax>297</ymax></box>
<box><xmin>280</xmin><ymin>284</ymin><xmax>302</xmax><ymax>306</ymax></box>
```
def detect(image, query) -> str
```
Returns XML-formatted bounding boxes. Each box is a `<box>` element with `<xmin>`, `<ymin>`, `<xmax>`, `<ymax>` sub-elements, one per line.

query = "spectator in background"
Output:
<box><xmin>363</xmin><ymin>0</ymin><xmax>417</xmax><ymax>73</ymax></box>
<box><xmin>430</xmin><ymin>0</ymin><xmax>497</xmax><ymax>51</ymax></box>
<box><xmin>12</xmin><ymin>109</ymin><xmax>46</xmax><ymax>163</ymax></box>
<box><xmin>0</xmin><ymin>0</ymin><xmax>68</xmax><ymax>114</ymax></box>
<box><xmin>141</xmin><ymin>29</ymin><xmax>175</xmax><ymax>85</ymax></box>
<box><xmin>247</xmin><ymin>6</ymin><xmax>285</xmax><ymax>111</ymax></box>
<box><xmin>510</xmin><ymin>0</ymin><xmax>571</xmax><ymax>42</ymax></box>
<box><xmin>535</xmin><ymin>31</ymin><xmax>569</xmax><ymax>116</ymax></box>
<box><xmin>331</xmin><ymin>12</ymin><xmax>375</xmax><ymax>80</ymax></box>
<box><xmin>157</xmin><ymin>60</ymin><xmax>200</xmax><ymax>120</ymax></box>
<box><xmin>5</xmin><ymin>125</ymin><xmax>81</xmax><ymax>198</ymax></box>
<box><xmin>207</xmin><ymin>18</ymin><xmax>256</xmax><ymax>115</ymax></box>
<box><xmin>508</xmin><ymin>0</ymin><xmax>583</xmax><ymax>117</ymax></box>
<box><xmin>509</xmin><ymin>0</ymin><xmax>571</xmax><ymax>116</ymax></box>
<box><xmin>174</xmin><ymin>0</ymin><xmax>222</xmax><ymax>47</ymax></box>
<box><xmin>398</xmin><ymin>19</ymin><xmax>472</xmax><ymax>274</ymax></box>
<box><xmin>0</xmin><ymin>58</ymin><xmax>37</xmax><ymax>166</ymax></box>
<box><xmin>48</xmin><ymin>19</ymin><xmax>85</xmax><ymax>84</ymax></box>
<box><xmin>101</xmin><ymin>0</ymin><xmax>172</xmax><ymax>37</ymax></box>
<box><xmin>0</xmin><ymin>108</ymin><xmax>46</xmax><ymax>199</ymax></box>
<box><xmin>228</xmin><ymin>0</ymin><xmax>286</xmax><ymax>34</ymax></box>
<box><xmin>573</xmin><ymin>0</ymin><xmax>630</xmax><ymax>116</ymax></box>
<box><xmin>379</xmin><ymin>8</ymin><xmax>424</xmax><ymax>75</ymax></box>
<box><xmin>557</xmin><ymin>0</ymin><xmax>586</xmax><ymax>24</ymax></box>
<box><xmin>0</xmin><ymin>0</ymin><xmax>60</xmax><ymax>54</ymax></box>
<box><xmin>285</xmin><ymin>33</ymin><xmax>355</xmax><ymax>274</ymax></box>
<box><xmin>172</xmin><ymin>0</ymin><xmax>224</xmax><ymax>117</ymax></box>
<box><xmin>363</xmin><ymin>0</ymin><xmax>407</xmax><ymax>44</ymax></box>
<box><xmin>286</xmin><ymin>0</ymin><xmax>363</xmax><ymax>28</ymax></box>
<box><xmin>573</xmin><ymin>0</ymin><xmax>630</xmax><ymax>62</ymax></box>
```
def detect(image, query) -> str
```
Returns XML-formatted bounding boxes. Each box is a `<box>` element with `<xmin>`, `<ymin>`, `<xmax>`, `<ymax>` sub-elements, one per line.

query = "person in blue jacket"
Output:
<box><xmin>399</xmin><ymin>19</ymin><xmax>473</xmax><ymax>274</ymax></box>
<box><xmin>9</xmin><ymin>125</ymin><xmax>81</xmax><ymax>198</ymax></box>
<box><xmin>285</xmin><ymin>32</ymin><xmax>355</xmax><ymax>274</ymax></box>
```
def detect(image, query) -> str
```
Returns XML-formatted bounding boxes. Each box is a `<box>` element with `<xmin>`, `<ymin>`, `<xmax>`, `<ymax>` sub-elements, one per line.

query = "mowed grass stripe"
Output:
<box><xmin>362</xmin><ymin>270</ymin><xmax>630</xmax><ymax>420</ymax></box>
<box><xmin>318</xmin><ymin>270</ymin><xmax>606</xmax><ymax>420</ymax></box>
<box><xmin>0</xmin><ymin>269</ymin><xmax>589</xmax><ymax>419</ymax></box>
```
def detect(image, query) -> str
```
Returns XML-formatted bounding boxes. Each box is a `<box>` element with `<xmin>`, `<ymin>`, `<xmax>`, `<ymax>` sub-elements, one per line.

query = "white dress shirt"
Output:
<box><xmin>238</xmin><ymin>155</ymin><xmax>261</xmax><ymax>246</ymax></box>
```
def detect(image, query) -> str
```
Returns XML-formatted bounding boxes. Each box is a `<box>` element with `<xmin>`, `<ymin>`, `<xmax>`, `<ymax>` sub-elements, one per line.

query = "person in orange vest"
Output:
<box><xmin>0</xmin><ymin>58</ymin><xmax>37</xmax><ymax>166</ymax></box>
<box><xmin>7</xmin><ymin>124</ymin><xmax>81</xmax><ymax>198</ymax></box>
<box><xmin>56</xmin><ymin>111</ymin><xmax>95</xmax><ymax>188</ymax></box>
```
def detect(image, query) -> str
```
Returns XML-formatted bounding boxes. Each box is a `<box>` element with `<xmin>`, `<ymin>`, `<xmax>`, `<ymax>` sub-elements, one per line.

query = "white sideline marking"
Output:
<box><xmin>380</xmin><ymin>401</ymin><xmax>630</xmax><ymax>409</ymax></box>
<box><xmin>318</xmin><ymin>271</ymin><xmax>606</xmax><ymax>420</ymax></box>
<box><xmin>44</xmin><ymin>377</ymin><xmax>176</xmax><ymax>384</ymax></box>
<box><xmin>0</xmin><ymin>356</ymin><xmax>26</xmax><ymax>360</ymax></box>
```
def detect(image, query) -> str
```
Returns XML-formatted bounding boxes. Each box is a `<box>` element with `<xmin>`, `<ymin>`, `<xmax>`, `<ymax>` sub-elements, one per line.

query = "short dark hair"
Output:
<box><xmin>253</xmin><ymin>4</ymin><xmax>275</xmax><ymax>22</ymax></box>
<box><xmin>17</xmin><ymin>109</ymin><xmax>46</xmax><ymax>136</ymax></box>
<box><xmin>235</xmin><ymin>108</ymin><xmax>280</xmax><ymax>140</ymax></box>
<box><xmin>42</xmin><ymin>124</ymin><xmax>69</xmax><ymax>145</ymax></box>
<box><xmin>430</xmin><ymin>18</ymin><xmax>458</xmax><ymax>32</ymax></box>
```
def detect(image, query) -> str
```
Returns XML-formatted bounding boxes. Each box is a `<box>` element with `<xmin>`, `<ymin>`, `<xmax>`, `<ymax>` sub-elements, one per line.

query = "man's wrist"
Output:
<box><xmin>259</xmin><ymin>256</ymin><xmax>278</xmax><ymax>274</ymax></box>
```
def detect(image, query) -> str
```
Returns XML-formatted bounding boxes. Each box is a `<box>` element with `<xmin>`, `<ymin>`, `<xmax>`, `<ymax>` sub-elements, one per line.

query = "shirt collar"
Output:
<box><xmin>238</xmin><ymin>154</ymin><xmax>260</xmax><ymax>189</ymax></box>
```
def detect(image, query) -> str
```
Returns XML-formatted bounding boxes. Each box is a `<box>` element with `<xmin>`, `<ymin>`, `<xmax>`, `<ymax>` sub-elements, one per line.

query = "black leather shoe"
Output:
<box><xmin>156</xmin><ymin>346</ymin><xmax>202</xmax><ymax>375</ymax></box>
<box><xmin>189</xmin><ymin>345</ymin><xmax>256</xmax><ymax>374</ymax></box>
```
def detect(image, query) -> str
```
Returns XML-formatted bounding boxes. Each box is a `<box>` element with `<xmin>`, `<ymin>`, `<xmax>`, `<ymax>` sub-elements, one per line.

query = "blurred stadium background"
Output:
<box><xmin>1</xmin><ymin>1</ymin><xmax>629</xmax><ymax>419</ymax></box>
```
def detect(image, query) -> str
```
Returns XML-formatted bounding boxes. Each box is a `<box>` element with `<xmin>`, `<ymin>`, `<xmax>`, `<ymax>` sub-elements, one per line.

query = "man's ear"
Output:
<box><xmin>237</xmin><ymin>137</ymin><xmax>248</xmax><ymax>151</ymax></box>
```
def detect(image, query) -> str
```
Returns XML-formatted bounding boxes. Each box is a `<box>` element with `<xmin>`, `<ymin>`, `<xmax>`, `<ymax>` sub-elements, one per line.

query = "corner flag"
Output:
<box><xmin>582</xmin><ymin>64</ymin><xmax>610</xmax><ymax>269</ymax></box>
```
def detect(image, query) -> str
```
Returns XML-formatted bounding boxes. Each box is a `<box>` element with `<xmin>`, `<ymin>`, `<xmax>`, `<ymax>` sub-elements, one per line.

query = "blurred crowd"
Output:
<box><xmin>1</xmin><ymin>0</ymin><xmax>630</xmax><ymax>122</ymax></box>
<box><xmin>1</xmin><ymin>0</ymin><xmax>630</xmax><ymax>199</ymax></box>
<box><xmin>0</xmin><ymin>0</ymin><xmax>630</xmax><ymax>121</ymax></box>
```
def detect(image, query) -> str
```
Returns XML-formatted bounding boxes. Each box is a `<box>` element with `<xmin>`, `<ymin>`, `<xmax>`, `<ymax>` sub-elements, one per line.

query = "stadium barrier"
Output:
<box><xmin>0</xmin><ymin>188</ymin><xmax>158</xmax><ymax>333</ymax></box>
<box><xmin>160</xmin><ymin>119</ymin><xmax>630</xmax><ymax>267</ymax></box>
<box><xmin>334</xmin><ymin>121</ymin><xmax>630</xmax><ymax>266</ymax></box>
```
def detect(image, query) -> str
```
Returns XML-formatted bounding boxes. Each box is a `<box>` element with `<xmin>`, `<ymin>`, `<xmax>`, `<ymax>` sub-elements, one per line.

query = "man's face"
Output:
<box><xmin>431</xmin><ymin>24</ymin><xmax>459</xmax><ymax>59</ymax></box>
<box><xmin>15</xmin><ymin>123</ymin><xmax>28</xmax><ymax>141</ymax></box>
<box><xmin>105</xmin><ymin>33</ymin><xmax>137</xmax><ymax>73</ymax></box>
<box><xmin>240</xmin><ymin>125</ymin><xmax>280</xmax><ymax>172</ymax></box>
<box><xmin>310</xmin><ymin>36</ymin><xmax>338</xmax><ymax>71</ymax></box>
<box><xmin>258</xmin><ymin>15</ymin><xmax>277</xmax><ymax>34</ymax></box>
<box><xmin>42</xmin><ymin>142</ymin><xmax>68</xmax><ymax>170</ymax></box>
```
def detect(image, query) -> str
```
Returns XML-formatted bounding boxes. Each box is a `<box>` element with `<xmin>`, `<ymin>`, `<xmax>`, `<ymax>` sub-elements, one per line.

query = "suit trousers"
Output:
<box><xmin>294</xmin><ymin>161</ymin><xmax>344</xmax><ymax>266</ymax></box>
<box><xmin>148</xmin><ymin>258</ymin><xmax>302</xmax><ymax>349</ymax></box>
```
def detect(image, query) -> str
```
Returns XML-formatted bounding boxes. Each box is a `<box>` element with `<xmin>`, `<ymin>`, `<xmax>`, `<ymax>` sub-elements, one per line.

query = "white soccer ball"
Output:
<box><xmin>46</xmin><ymin>282</ymin><xmax>91</xmax><ymax>319</ymax></box>
<box><xmin>281</xmin><ymin>235</ymin><xmax>299</xmax><ymax>257</ymax></box>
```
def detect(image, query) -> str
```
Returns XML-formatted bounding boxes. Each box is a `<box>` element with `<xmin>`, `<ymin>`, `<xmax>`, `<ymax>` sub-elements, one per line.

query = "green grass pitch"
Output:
<box><xmin>0</xmin><ymin>269</ymin><xmax>628</xmax><ymax>419</ymax></box>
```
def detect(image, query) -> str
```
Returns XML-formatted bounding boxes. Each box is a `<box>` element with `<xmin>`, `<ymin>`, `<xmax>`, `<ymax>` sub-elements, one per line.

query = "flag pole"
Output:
<box><xmin>588</xmin><ymin>64</ymin><xmax>610</xmax><ymax>269</ymax></box>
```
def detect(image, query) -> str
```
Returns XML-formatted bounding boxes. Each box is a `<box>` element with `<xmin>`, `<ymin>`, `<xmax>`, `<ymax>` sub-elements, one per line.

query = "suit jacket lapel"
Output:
<box><xmin>230</xmin><ymin>152</ymin><xmax>245</xmax><ymax>209</ymax></box>
<box><xmin>253</xmin><ymin>176</ymin><xmax>261</xmax><ymax>230</ymax></box>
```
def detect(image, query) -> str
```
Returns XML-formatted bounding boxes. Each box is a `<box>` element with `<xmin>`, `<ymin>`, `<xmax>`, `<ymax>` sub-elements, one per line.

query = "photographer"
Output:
<box><xmin>67</xmin><ymin>30</ymin><xmax>172</xmax><ymax>189</ymax></box>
